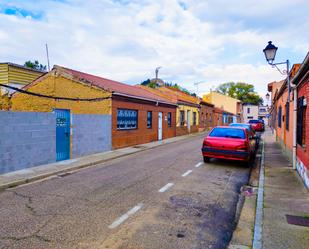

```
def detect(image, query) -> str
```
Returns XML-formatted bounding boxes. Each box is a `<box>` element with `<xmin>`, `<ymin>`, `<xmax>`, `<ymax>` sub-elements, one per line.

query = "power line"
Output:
<box><xmin>0</xmin><ymin>84</ymin><xmax>111</xmax><ymax>102</ymax></box>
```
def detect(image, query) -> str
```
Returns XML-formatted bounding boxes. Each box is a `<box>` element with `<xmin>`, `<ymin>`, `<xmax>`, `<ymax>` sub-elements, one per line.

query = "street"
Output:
<box><xmin>0</xmin><ymin>134</ymin><xmax>251</xmax><ymax>249</ymax></box>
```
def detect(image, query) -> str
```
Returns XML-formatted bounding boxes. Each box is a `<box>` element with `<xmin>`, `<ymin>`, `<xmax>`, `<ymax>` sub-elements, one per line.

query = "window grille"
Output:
<box><xmin>117</xmin><ymin>109</ymin><xmax>138</xmax><ymax>130</ymax></box>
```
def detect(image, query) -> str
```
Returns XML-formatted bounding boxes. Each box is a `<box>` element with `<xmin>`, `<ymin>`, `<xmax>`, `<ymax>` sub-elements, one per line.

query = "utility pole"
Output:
<box><xmin>46</xmin><ymin>43</ymin><xmax>50</xmax><ymax>71</ymax></box>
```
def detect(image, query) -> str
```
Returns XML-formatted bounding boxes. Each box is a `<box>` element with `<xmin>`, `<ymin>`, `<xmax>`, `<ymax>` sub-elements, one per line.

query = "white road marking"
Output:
<box><xmin>108</xmin><ymin>203</ymin><xmax>143</xmax><ymax>229</ymax></box>
<box><xmin>182</xmin><ymin>170</ymin><xmax>193</xmax><ymax>177</ymax></box>
<box><xmin>158</xmin><ymin>183</ymin><xmax>174</xmax><ymax>193</ymax></box>
<box><xmin>195</xmin><ymin>162</ymin><xmax>203</xmax><ymax>168</ymax></box>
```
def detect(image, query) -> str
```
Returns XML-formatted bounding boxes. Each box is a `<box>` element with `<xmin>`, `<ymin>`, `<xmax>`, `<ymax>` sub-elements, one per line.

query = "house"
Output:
<box><xmin>0</xmin><ymin>62</ymin><xmax>45</xmax><ymax>110</ymax></box>
<box><xmin>267</xmin><ymin>65</ymin><xmax>301</xmax><ymax>162</ymax></box>
<box><xmin>138</xmin><ymin>85</ymin><xmax>200</xmax><ymax>136</ymax></box>
<box><xmin>242</xmin><ymin>104</ymin><xmax>259</xmax><ymax>123</ymax></box>
<box><xmin>258</xmin><ymin>105</ymin><xmax>269</xmax><ymax>123</ymax></box>
<box><xmin>267</xmin><ymin>80</ymin><xmax>285</xmax><ymax>131</ymax></box>
<box><xmin>292</xmin><ymin>53</ymin><xmax>309</xmax><ymax>189</ymax></box>
<box><xmin>0</xmin><ymin>62</ymin><xmax>45</xmax><ymax>95</ymax></box>
<box><xmin>199</xmin><ymin>100</ymin><xmax>215</xmax><ymax>131</ymax></box>
<box><xmin>11</xmin><ymin>65</ymin><xmax>177</xmax><ymax>155</ymax></box>
<box><xmin>202</xmin><ymin>91</ymin><xmax>242</xmax><ymax>122</ymax></box>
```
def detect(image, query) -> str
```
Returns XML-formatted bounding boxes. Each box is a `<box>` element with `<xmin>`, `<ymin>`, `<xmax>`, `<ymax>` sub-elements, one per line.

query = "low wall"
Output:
<box><xmin>0</xmin><ymin>111</ymin><xmax>56</xmax><ymax>174</ymax></box>
<box><xmin>72</xmin><ymin>114</ymin><xmax>111</xmax><ymax>157</ymax></box>
<box><xmin>0</xmin><ymin>111</ymin><xmax>112</xmax><ymax>174</ymax></box>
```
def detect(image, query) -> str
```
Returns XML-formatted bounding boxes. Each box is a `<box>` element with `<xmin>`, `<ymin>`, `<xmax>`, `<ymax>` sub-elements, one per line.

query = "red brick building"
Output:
<box><xmin>65</xmin><ymin>69</ymin><xmax>179</xmax><ymax>149</ymax></box>
<box><xmin>199</xmin><ymin>100</ymin><xmax>214</xmax><ymax>131</ymax></box>
<box><xmin>33</xmin><ymin>66</ymin><xmax>177</xmax><ymax>149</ymax></box>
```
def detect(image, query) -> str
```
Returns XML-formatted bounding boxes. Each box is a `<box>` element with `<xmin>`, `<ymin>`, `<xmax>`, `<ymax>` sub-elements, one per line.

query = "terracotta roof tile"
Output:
<box><xmin>54</xmin><ymin>66</ymin><xmax>174</xmax><ymax>104</ymax></box>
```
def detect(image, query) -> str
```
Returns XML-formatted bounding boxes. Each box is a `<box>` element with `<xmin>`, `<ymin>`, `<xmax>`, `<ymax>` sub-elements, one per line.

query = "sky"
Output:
<box><xmin>0</xmin><ymin>0</ymin><xmax>308</xmax><ymax>99</ymax></box>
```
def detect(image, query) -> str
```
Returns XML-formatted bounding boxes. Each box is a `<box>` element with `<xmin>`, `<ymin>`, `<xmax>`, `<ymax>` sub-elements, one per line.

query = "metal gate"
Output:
<box><xmin>55</xmin><ymin>109</ymin><xmax>70</xmax><ymax>161</ymax></box>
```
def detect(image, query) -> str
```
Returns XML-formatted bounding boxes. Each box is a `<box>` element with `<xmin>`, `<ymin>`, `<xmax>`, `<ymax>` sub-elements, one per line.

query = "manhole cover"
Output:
<box><xmin>286</xmin><ymin>214</ymin><xmax>309</xmax><ymax>227</ymax></box>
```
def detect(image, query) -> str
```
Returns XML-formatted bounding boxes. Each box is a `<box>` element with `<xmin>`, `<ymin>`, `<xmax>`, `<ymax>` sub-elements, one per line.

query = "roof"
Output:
<box><xmin>291</xmin><ymin>52</ymin><xmax>309</xmax><ymax>86</ymax></box>
<box><xmin>0</xmin><ymin>62</ymin><xmax>46</xmax><ymax>73</ymax></box>
<box><xmin>25</xmin><ymin>65</ymin><xmax>176</xmax><ymax>106</ymax></box>
<box><xmin>213</xmin><ymin>107</ymin><xmax>234</xmax><ymax>115</ymax></box>
<box><xmin>137</xmin><ymin>85</ymin><xmax>200</xmax><ymax>107</ymax></box>
<box><xmin>199</xmin><ymin>100</ymin><xmax>214</xmax><ymax>107</ymax></box>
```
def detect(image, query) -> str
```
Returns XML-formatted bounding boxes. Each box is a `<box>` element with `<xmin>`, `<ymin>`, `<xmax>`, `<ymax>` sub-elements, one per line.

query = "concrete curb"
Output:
<box><xmin>228</xmin><ymin>139</ymin><xmax>263</xmax><ymax>249</ymax></box>
<box><xmin>0</xmin><ymin>131</ymin><xmax>206</xmax><ymax>191</ymax></box>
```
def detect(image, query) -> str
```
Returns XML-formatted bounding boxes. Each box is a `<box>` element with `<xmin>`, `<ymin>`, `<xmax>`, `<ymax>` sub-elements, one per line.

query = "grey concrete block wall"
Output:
<box><xmin>0</xmin><ymin>111</ymin><xmax>56</xmax><ymax>174</ymax></box>
<box><xmin>72</xmin><ymin>114</ymin><xmax>111</xmax><ymax>158</ymax></box>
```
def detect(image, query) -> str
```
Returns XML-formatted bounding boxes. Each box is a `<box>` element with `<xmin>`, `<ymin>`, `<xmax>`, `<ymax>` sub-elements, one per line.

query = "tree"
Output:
<box><xmin>215</xmin><ymin>82</ymin><xmax>263</xmax><ymax>105</ymax></box>
<box><xmin>24</xmin><ymin>60</ymin><xmax>47</xmax><ymax>71</ymax></box>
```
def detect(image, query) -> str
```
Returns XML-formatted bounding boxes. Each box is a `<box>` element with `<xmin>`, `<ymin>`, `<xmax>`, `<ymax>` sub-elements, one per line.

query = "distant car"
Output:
<box><xmin>229</xmin><ymin>123</ymin><xmax>259</xmax><ymax>147</ymax></box>
<box><xmin>201</xmin><ymin>126</ymin><xmax>257</xmax><ymax>165</ymax></box>
<box><xmin>248</xmin><ymin>119</ymin><xmax>264</xmax><ymax>132</ymax></box>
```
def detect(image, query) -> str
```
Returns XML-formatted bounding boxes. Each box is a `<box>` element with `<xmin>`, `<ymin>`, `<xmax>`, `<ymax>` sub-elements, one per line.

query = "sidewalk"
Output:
<box><xmin>262</xmin><ymin>130</ymin><xmax>309</xmax><ymax>249</ymax></box>
<box><xmin>0</xmin><ymin>131</ymin><xmax>206</xmax><ymax>191</ymax></box>
<box><xmin>229</xmin><ymin>129</ymin><xmax>309</xmax><ymax>249</ymax></box>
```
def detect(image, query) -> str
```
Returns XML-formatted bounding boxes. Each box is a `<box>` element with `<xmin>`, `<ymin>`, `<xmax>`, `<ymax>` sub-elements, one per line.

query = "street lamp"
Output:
<box><xmin>263</xmin><ymin>41</ymin><xmax>296</xmax><ymax>170</ymax></box>
<box><xmin>265</xmin><ymin>92</ymin><xmax>270</xmax><ymax>101</ymax></box>
<box><xmin>263</xmin><ymin>41</ymin><xmax>290</xmax><ymax>101</ymax></box>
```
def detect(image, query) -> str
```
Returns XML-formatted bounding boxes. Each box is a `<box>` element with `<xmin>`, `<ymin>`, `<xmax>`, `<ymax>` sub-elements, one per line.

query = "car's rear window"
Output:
<box><xmin>249</xmin><ymin>120</ymin><xmax>260</xmax><ymax>123</ymax></box>
<box><xmin>209</xmin><ymin>127</ymin><xmax>246</xmax><ymax>139</ymax></box>
<box><xmin>229</xmin><ymin>123</ymin><xmax>249</xmax><ymax>128</ymax></box>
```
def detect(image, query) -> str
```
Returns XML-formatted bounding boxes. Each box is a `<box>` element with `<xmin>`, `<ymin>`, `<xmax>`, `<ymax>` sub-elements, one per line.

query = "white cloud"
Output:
<box><xmin>0</xmin><ymin>0</ymin><xmax>307</xmax><ymax>98</ymax></box>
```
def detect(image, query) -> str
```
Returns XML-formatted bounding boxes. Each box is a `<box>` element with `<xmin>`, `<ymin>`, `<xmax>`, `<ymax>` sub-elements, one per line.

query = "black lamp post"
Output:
<box><xmin>263</xmin><ymin>41</ymin><xmax>290</xmax><ymax>101</ymax></box>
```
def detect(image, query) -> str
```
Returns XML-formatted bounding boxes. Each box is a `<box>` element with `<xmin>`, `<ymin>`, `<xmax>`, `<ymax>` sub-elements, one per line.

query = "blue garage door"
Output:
<box><xmin>55</xmin><ymin>109</ymin><xmax>70</xmax><ymax>161</ymax></box>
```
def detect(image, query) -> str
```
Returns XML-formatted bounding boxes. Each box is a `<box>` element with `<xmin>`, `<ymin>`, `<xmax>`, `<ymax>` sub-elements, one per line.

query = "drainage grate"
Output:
<box><xmin>286</xmin><ymin>214</ymin><xmax>309</xmax><ymax>227</ymax></box>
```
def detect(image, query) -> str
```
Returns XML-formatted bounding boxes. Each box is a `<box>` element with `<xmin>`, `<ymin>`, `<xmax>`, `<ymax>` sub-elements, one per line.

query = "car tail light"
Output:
<box><xmin>203</xmin><ymin>139</ymin><xmax>211</xmax><ymax>147</ymax></box>
<box><xmin>236</xmin><ymin>142</ymin><xmax>248</xmax><ymax>151</ymax></box>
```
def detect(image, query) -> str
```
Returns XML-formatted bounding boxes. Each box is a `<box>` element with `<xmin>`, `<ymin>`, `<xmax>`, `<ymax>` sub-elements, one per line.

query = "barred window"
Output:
<box><xmin>167</xmin><ymin>112</ymin><xmax>172</xmax><ymax>127</ymax></box>
<box><xmin>147</xmin><ymin>111</ymin><xmax>152</xmax><ymax>128</ymax></box>
<box><xmin>117</xmin><ymin>109</ymin><xmax>138</xmax><ymax>130</ymax></box>
<box><xmin>297</xmin><ymin>97</ymin><xmax>307</xmax><ymax>146</ymax></box>
<box><xmin>180</xmin><ymin>111</ymin><xmax>185</xmax><ymax>126</ymax></box>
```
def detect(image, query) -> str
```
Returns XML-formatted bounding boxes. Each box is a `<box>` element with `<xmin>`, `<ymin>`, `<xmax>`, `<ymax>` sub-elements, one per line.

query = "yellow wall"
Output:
<box><xmin>176</xmin><ymin>104</ymin><xmax>199</xmax><ymax>127</ymax></box>
<box><xmin>203</xmin><ymin>91</ymin><xmax>240</xmax><ymax>115</ymax></box>
<box><xmin>0</xmin><ymin>63</ymin><xmax>44</xmax><ymax>94</ymax></box>
<box><xmin>11</xmin><ymin>73</ymin><xmax>111</xmax><ymax>114</ymax></box>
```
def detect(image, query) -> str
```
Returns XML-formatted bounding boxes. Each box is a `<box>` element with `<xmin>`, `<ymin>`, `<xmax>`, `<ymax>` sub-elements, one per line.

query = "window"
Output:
<box><xmin>278</xmin><ymin>106</ymin><xmax>282</xmax><ymax>128</ymax></box>
<box><xmin>117</xmin><ymin>109</ymin><xmax>138</xmax><ymax>130</ymax></box>
<box><xmin>167</xmin><ymin>112</ymin><xmax>172</xmax><ymax>127</ymax></box>
<box><xmin>209</xmin><ymin>127</ymin><xmax>245</xmax><ymax>139</ymax></box>
<box><xmin>285</xmin><ymin>102</ymin><xmax>289</xmax><ymax>130</ymax></box>
<box><xmin>247</xmin><ymin>108</ymin><xmax>250</xmax><ymax>114</ymax></box>
<box><xmin>193</xmin><ymin>112</ymin><xmax>197</xmax><ymax>125</ymax></box>
<box><xmin>180</xmin><ymin>111</ymin><xmax>185</xmax><ymax>126</ymax></box>
<box><xmin>147</xmin><ymin>111</ymin><xmax>152</xmax><ymax>128</ymax></box>
<box><xmin>297</xmin><ymin>97</ymin><xmax>307</xmax><ymax>146</ymax></box>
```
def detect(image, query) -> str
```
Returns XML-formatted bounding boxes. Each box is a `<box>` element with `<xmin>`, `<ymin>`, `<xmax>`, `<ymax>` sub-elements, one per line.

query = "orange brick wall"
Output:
<box><xmin>112</xmin><ymin>96</ymin><xmax>176</xmax><ymax>149</ymax></box>
<box><xmin>275</xmin><ymin>89</ymin><xmax>294</xmax><ymax>159</ymax></box>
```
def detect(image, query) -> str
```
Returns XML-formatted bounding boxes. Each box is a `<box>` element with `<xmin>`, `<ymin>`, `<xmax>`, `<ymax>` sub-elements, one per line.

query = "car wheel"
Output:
<box><xmin>203</xmin><ymin>156</ymin><xmax>211</xmax><ymax>163</ymax></box>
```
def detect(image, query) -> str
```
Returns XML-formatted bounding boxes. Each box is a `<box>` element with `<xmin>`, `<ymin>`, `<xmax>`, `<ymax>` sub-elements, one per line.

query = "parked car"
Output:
<box><xmin>201</xmin><ymin>126</ymin><xmax>257</xmax><ymax>164</ymax></box>
<box><xmin>248</xmin><ymin>119</ymin><xmax>264</xmax><ymax>132</ymax></box>
<box><xmin>229</xmin><ymin>123</ymin><xmax>260</xmax><ymax>148</ymax></box>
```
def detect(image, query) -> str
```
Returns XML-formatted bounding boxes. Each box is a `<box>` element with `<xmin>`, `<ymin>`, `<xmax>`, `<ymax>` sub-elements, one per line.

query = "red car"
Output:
<box><xmin>248</xmin><ymin>119</ymin><xmax>264</xmax><ymax>132</ymax></box>
<box><xmin>201</xmin><ymin>126</ymin><xmax>257</xmax><ymax>164</ymax></box>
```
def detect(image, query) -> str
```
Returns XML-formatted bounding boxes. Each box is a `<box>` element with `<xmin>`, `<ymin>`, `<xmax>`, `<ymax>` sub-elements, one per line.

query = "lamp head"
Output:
<box><xmin>263</xmin><ymin>41</ymin><xmax>278</xmax><ymax>64</ymax></box>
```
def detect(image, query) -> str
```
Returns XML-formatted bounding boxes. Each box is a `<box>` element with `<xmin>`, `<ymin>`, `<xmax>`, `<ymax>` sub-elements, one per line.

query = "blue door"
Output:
<box><xmin>55</xmin><ymin>109</ymin><xmax>70</xmax><ymax>161</ymax></box>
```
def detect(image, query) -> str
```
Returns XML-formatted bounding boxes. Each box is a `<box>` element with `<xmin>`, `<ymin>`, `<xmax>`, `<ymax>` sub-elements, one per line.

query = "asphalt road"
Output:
<box><xmin>0</xmin><ymin>133</ymin><xmax>251</xmax><ymax>249</ymax></box>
